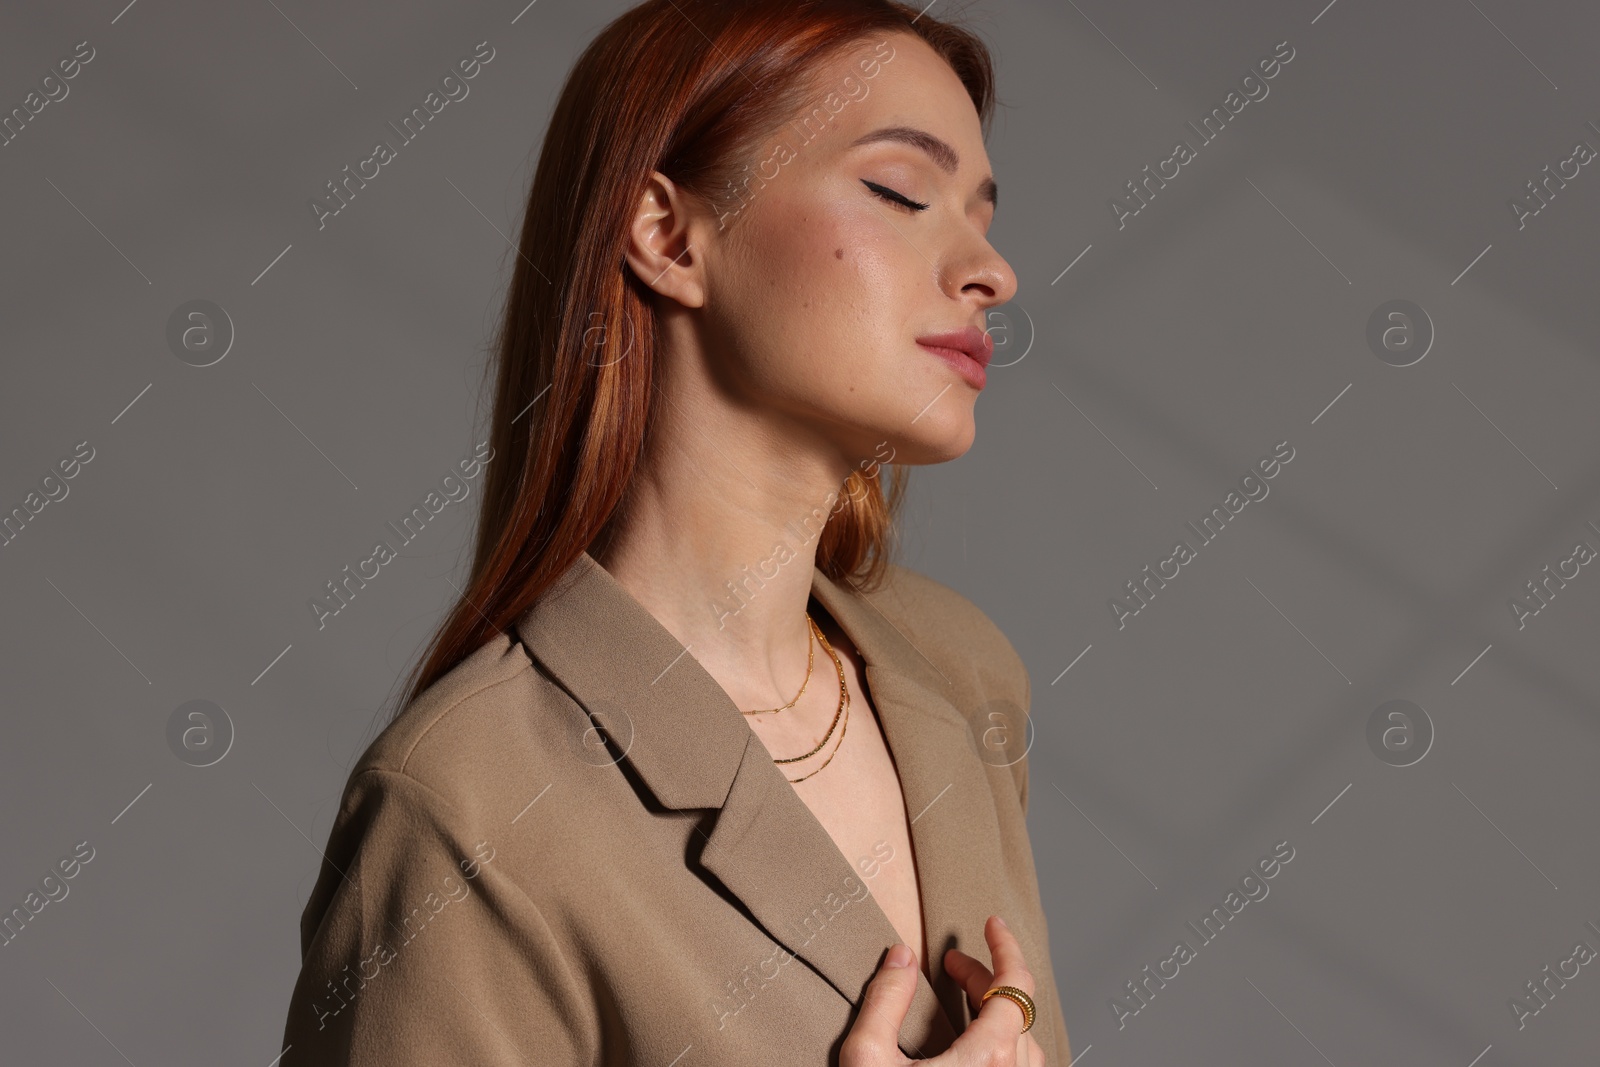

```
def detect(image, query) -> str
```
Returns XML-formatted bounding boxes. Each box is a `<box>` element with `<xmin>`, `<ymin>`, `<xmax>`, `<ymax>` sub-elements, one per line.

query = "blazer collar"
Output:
<box><xmin>515</xmin><ymin>550</ymin><xmax>1011</xmax><ymax>1055</ymax></box>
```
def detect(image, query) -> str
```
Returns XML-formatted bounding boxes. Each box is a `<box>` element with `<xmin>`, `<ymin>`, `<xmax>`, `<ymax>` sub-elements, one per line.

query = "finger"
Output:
<box><xmin>983</xmin><ymin>915</ymin><xmax>1036</xmax><ymax>997</ymax></box>
<box><xmin>943</xmin><ymin>918</ymin><xmax>1038</xmax><ymax>1053</ymax></box>
<box><xmin>943</xmin><ymin>948</ymin><xmax>991</xmax><ymax>988</ymax></box>
<box><xmin>842</xmin><ymin>943</ymin><xmax>919</xmax><ymax>1064</ymax></box>
<box><xmin>942</xmin><ymin>940</ymin><xmax>1030</xmax><ymax>1062</ymax></box>
<box><xmin>943</xmin><ymin>947</ymin><xmax>994</xmax><ymax>1017</ymax></box>
<box><xmin>970</xmin><ymin>916</ymin><xmax>1034</xmax><ymax>1041</ymax></box>
<box><xmin>958</xmin><ymin>974</ymin><xmax>1034</xmax><ymax>1055</ymax></box>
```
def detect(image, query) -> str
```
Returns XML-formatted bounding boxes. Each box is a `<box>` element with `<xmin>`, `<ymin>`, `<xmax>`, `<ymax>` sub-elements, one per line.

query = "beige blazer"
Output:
<box><xmin>281</xmin><ymin>550</ymin><xmax>1072</xmax><ymax>1065</ymax></box>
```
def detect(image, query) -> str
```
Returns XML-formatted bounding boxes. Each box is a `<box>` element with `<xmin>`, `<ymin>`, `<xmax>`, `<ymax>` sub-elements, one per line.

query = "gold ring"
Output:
<box><xmin>981</xmin><ymin>985</ymin><xmax>1035</xmax><ymax>1034</ymax></box>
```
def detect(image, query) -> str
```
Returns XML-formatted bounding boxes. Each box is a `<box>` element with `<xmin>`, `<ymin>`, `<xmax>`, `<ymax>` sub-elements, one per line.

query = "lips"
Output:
<box><xmin>915</xmin><ymin>326</ymin><xmax>994</xmax><ymax>368</ymax></box>
<box><xmin>916</xmin><ymin>325</ymin><xmax>993</xmax><ymax>390</ymax></box>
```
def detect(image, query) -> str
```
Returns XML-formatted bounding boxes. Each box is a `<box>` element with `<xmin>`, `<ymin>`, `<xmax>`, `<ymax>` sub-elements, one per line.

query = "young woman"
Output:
<box><xmin>281</xmin><ymin>2</ymin><xmax>1071</xmax><ymax>1063</ymax></box>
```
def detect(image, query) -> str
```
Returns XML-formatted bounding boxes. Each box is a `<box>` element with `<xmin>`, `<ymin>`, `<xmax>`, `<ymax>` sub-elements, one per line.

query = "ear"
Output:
<box><xmin>623</xmin><ymin>171</ymin><xmax>706</xmax><ymax>309</ymax></box>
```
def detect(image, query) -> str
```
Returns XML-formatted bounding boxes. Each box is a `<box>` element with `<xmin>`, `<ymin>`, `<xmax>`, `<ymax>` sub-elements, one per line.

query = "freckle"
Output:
<box><xmin>835</xmin><ymin>248</ymin><xmax>844</xmax><ymax>259</ymax></box>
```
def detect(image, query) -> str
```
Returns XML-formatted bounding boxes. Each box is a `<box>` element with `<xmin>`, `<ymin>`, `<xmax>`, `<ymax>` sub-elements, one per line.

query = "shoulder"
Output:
<box><xmin>875</xmin><ymin>560</ymin><xmax>1029</xmax><ymax>701</ymax></box>
<box><xmin>300</xmin><ymin>629</ymin><xmax>610</xmax><ymax>938</ymax></box>
<box><xmin>341</xmin><ymin>630</ymin><xmax>574</xmax><ymax>825</ymax></box>
<box><xmin>287</xmin><ymin>633</ymin><xmax>601</xmax><ymax>1060</ymax></box>
<box><xmin>871</xmin><ymin>561</ymin><xmax>1033</xmax><ymax>808</ymax></box>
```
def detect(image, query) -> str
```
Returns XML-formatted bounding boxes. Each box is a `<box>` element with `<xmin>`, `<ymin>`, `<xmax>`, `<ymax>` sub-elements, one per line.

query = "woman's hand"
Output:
<box><xmin>841</xmin><ymin>915</ymin><xmax>1046</xmax><ymax>1067</ymax></box>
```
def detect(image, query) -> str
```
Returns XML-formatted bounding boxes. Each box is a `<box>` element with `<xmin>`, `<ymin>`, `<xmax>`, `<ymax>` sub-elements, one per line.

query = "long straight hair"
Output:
<box><xmin>397</xmin><ymin>0</ymin><xmax>997</xmax><ymax>711</ymax></box>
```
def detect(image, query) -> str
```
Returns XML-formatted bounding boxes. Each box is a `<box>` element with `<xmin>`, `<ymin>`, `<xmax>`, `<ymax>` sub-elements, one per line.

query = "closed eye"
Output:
<box><xmin>861</xmin><ymin>179</ymin><xmax>929</xmax><ymax>212</ymax></box>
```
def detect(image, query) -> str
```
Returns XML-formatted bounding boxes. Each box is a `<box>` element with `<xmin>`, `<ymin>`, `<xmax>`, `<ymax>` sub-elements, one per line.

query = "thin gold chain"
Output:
<box><xmin>776</xmin><ymin>621</ymin><xmax>851</xmax><ymax>784</ymax></box>
<box><xmin>742</xmin><ymin>614</ymin><xmax>818</xmax><ymax>716</ymax></box>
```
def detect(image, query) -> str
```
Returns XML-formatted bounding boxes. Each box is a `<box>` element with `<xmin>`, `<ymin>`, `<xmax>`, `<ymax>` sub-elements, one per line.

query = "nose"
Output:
<box><xmin>943</xmin><ymin>230</ymin><xmax>1018</xmax><ymax>311</ymax></box>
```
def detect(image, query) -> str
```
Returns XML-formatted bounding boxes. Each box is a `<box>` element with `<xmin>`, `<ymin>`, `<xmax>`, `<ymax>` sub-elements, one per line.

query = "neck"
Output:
<box><xmin>590</xmin><ymin>385</ymin><xmax>861</xmax><ymax>712</ymax></box>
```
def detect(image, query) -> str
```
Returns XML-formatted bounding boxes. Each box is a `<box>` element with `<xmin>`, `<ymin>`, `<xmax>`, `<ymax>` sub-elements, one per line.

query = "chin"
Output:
<box><xmin>880</xmin><ymin>408</ymin><xmax>977</xmax><ymax>466</ymax></box>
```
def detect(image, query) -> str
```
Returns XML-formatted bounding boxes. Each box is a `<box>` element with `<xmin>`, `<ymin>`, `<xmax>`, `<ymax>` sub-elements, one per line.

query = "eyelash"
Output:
<box><xmin>861</xmin><ymin>179</ymin><xmax>929</xmax><ymax>212</ymax></box>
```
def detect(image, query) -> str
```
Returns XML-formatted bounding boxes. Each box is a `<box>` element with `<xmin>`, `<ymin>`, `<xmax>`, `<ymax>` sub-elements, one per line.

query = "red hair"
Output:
<box><xmin>397</xmin><ymin>0</ymin><xmax>997</xmax><ymax>710</ymax></box>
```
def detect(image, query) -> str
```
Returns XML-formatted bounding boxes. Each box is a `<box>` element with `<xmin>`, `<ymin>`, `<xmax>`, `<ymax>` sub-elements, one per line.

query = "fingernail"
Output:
<box><xmin>996</xmin><ymin>916</ymin><xmax>1009</xmax><ymax>929</ymax></box>
<box><xmin>886</xmin><ymin>944</ymin><xmax>912</xmax><ymax>968</ymax></box>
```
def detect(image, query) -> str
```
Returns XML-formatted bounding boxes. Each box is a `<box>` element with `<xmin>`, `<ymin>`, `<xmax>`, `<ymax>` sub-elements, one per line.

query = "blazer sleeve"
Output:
<box><xmin>281</xmin><ymin>768</ymin><xmax>595</xmax><ymax>1066</ymax></box>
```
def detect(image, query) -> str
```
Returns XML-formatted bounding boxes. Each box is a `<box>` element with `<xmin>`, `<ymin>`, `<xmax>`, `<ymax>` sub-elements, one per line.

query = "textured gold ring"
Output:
<box><xmin>981</xmin><ymin>985</ymin><xmax>1036</xmax><ymax>1033</ymax></box>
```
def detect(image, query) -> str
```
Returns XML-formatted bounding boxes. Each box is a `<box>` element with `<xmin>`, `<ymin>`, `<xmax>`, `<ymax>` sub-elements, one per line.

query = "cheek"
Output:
<box><xmin>755</xmin><ymin>202</ymin><xmax>856</xmax><ymax>287</ymax></box>
<box><xmin>740</xmin><ymin>204</ymin><xmax>881</xmax><ymax>341</ymax></box>
<box><xmin>717</xmin><ymin>193</ymin><xmax>924</xmax><ymax>421</ymax></box>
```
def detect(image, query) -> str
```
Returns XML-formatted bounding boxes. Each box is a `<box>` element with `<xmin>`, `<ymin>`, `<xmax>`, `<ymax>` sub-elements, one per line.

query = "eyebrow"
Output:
<box><xmin>849</xmin><ymin>125</ymin><xmax>998</xmax><ymax>208</ymax></box>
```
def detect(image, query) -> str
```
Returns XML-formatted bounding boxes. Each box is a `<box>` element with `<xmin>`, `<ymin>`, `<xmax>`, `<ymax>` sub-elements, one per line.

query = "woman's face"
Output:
<box><xmin>683</xmin><ymin>31</ymin><xmax>1018</xmax><ymax>470</ymax></box>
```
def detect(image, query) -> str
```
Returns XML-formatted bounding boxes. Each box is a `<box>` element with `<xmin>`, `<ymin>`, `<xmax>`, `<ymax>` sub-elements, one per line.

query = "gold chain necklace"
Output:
<box><xmin>772</xmin><ymin>619</ymin><xmax>850</xmax><ymax>784</ymax></box>
<box><xmin>740</xmin><ymin>614</ymin><xmax>819</xmax><ymax>716</ymax></box>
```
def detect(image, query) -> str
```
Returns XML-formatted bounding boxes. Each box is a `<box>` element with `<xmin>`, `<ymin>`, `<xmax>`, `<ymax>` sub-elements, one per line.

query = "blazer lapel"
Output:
<box><xmin>808</xmin><ymin>567</ymin><xmax>1017</xmax><ymax>1038</ymax></box>
<box><xmin>514</xmin><ymin>551</ymin><xmax>960</xmax><ymax>1056</ymax></box>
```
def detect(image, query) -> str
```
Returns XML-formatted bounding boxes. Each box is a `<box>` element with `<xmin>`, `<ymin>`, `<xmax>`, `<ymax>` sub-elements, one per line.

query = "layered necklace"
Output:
<box><xmin>740</xmin><ymin>613</ymin><xmax>849</xmax><ymax>784</ymax></box>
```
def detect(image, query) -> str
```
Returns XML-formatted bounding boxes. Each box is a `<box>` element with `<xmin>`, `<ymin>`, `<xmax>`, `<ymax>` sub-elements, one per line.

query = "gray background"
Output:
<box><xmin>3</xmin><ymin>0</ymin><xmax>1598</xmax><ymax>1063</ymax></box>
